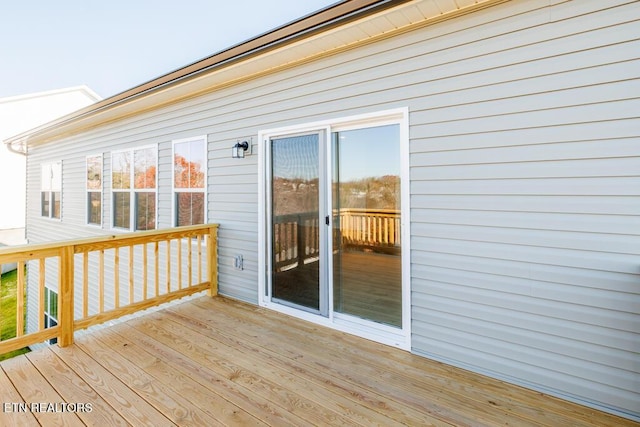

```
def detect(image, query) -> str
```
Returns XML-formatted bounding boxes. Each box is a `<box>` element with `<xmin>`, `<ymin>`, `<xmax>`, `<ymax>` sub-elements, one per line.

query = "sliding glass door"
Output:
<box><xmin>270</xmin><ymin>132</ymin><xmax>326</xmax><ymax>314</ymax></box>
<box><xmin>332</xmin><ymin>124</ymin><xmax>402</xmax><ymax>327</ymax></box>
<box><xmin>263</xmin><ymin>111</ymin><xmax>406</xmax><ymax>344</ymax></box>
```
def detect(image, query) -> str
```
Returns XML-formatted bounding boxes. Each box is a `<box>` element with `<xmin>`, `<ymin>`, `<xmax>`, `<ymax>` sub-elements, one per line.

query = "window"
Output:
<box><xmin>86</xmin><ymin>155</ymin><xmax>102</xmax><ymax>225</ymax></box>
<box><xmin>112</xmin><ymin>146</ymin><xmax>157</xmax><ymax>230</ymax></box>
<box><xmin>41</xmin><ymin>162</ymin><xmax>61</xmax><ymax>219</ymax></box>
<box><xmin>173</xmin><ymin>136</ymin><xmax>206</xmax><ymax>226</ymax></box>
<box><xmin>43</xmin><ymin>287</ymin><xmax>58</xmax><ymax>345</ymax></box>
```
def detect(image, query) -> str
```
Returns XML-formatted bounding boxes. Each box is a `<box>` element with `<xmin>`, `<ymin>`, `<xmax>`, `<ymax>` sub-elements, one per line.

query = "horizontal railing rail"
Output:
<box><xmin>0</xmin><ymin>224</ymin><xmax>218</xmax><ymax>355</ymax></box>
<box><xmin>336</xmin><ymin>208</ymin><xmax>400</xmax><ymax>253</ymax></box>
<box><xmin>273</xmin><ymin>212</ymin><xmax>319</xmax><ymax>269</ymax></box>
<box><xmin>273</xmin><ymin>208</ymin><xmax>400</xmax><ymax>269</ymax></box>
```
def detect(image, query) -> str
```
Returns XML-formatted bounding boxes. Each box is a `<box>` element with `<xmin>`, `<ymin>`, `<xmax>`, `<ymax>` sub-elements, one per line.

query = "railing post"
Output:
<box><xmin>297</xmin><ymin>214</ymin><xmax>304</xmax><ymax>266</ymax></box>
<box><xmin>207</xmin><ymin>225</ymin><xmax>218</xmax><ymax>297</ymax></box>
<box><xmin>59</xmin><ymin>245</ymin><xmax>75</xmax><ymax>347</ymax></box>
<box><xmin>16</xmin><ymin>261</ymin><xmax>25</xmax><ymax>337</ymax></box>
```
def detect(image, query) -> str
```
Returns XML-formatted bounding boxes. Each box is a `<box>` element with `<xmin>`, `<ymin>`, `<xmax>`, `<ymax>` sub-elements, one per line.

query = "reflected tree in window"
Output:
<box><xmin>174</xmin><ymin>138</ymin><xmax>206</xmax><ymax>226</ymax></box>
<box><xmin>112</xmin><ymin>148</ymin><xmax>156</xmax><ymax>230</ymax></box>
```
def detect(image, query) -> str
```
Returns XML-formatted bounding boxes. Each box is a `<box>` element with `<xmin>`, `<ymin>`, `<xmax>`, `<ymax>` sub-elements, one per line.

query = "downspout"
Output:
<box><xmin>2</xmin><ymin>137</ymin><xmax>28</xmax><ymax>244</ymax></box>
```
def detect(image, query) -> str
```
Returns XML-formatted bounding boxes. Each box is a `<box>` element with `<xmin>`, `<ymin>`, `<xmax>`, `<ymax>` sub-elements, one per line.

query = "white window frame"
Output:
<box><xmin>257</xmin><ymin>107</ymin><xmax>411</xmax><ymax>350</ymax></box>
<box><xmin>43</xmin><ymin>287</ymin><xmax>58</xmax><ymax>345</ymax></box>
<box><xmin>111</xmin><ymin>145</ymin><xmax>158</xmax><ymax>231</ymax></box>
<box><xmin>172</xmin><ymin>136</ymin><xmax>208</xmax><ymax>227</ymax></box>
<box><xmin>41</xmin><ymin>162</ymin><xmax>62</xmax><ymax>220</ymax></box>
<box><xmin>86</xmin><ymin>155</ymin><xmax>103</xmax><ymax>226</ymax></box>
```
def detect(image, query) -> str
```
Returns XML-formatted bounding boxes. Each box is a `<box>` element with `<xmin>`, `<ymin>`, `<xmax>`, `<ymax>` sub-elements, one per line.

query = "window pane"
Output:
<box><xmin>50</xmin><ymin>291</ymin><xmax>58</xmax><ymax>319</ymax></box>
<box><xmin>87</xmin><ymin>192</ymin><xmax>101</xmax><ymax>225</ymax></box>
<box><xmin>174</xmin><ymin>142</ymin><xmax>189</xmax><ymax>188</ymax></box>
<box><xmin>175</xmin><ymin>192</ymin><xmax>205</xmax><ymax>226</ymax></box>
<box><xmin>41</xmin><ymin>164</ymin><xmax>51</xmax><ymax>191</ymax></box>
<box><xmin>51</xmin><ymin>163</ymin><xmax>62</xmax><ymax>192</ymax></box>
<box><xmin>41</xmin><ymin>192</ymin><xmax>50</xmax><ymax>217</ymax></box>
<box><xmin>134</xmin><ymin>148</ymin><xmax>156</xmax><ymax>189</ymax></box>
<box><xmin>52</xmin><ymin>192</ymin><xmax>61</xmax><ymax>219</ymax></box>
<box><xmin>270</xmin><ymin>133</ymin><xmax>320</xmax><ymax>311</ymax></box>
<box><xmin>113</xmin><ymin>192</ymin><xmax>130</xmax><ymax>229</ymax></box>
<box><xmin>87</xmin><ymin>156</ymin><xmax>102</xmax><ymax>190</ymax></box>
<box><xmin>189</xmin><ymin>140</ymin><xmax>206</xmax><ymax>188</ymax></box>
<box><xmin>112</xmin><ymin>152</ymin><xmax>131</xmax><ymax>189</ymax></box>
<box><xmin>174</xmin><ymin>140</ymin><xmax>205</xmax><ymax>189</ymax></box>
<box><xmin>135</xmin><ymin>192</ymin><xmax>156</xmax><ymax>230</ymax></box>
<box><xmin>332</xmin><ymin>124</ymin><xmax>402</xmax><ymax>328</ymax></box>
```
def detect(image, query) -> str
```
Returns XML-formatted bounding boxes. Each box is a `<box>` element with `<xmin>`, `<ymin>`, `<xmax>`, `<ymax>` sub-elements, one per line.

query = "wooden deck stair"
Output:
<box><xmin>1</xmin><ymin>296</ymin><xmax>637</xmax><ymax>426</ymax></box>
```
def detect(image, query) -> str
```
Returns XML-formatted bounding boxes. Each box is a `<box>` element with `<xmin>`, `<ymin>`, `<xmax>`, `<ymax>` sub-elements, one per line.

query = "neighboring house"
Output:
<box><xmin>3</xmin><ymin>0</ymin><xmax>639</xmax><ymax>421</ymax></box>
<box><xmin>0</xmin><ymin>86</ymin><xmax>101</xmax><ymax>246</ymax></box>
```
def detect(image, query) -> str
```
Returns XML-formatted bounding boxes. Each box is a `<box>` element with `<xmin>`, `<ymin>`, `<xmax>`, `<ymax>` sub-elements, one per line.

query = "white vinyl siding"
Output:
<box><xmin>22</xmin><ymin>0</ymin><xmax>639</xmax><ymax>420</ymax></box>
<box><xmin>403</xmin><ymin>0</ymin><xmax>640</xmax><ymax>420</ymax></box>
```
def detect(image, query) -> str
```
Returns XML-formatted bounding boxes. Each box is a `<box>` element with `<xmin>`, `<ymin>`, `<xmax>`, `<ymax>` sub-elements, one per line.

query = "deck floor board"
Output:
<box><xmin>1</xmin><ymin>296</ymin><xmax>637</xmax><ymax>426</ymax></box>
<box><xmin>2</xmin><ymin>351</ymin><xmax>84</xmax><ymax>426</ymax></box>
<box><xmin>50</xmin><ymin>343</ymin><xmax>176</xmax><ymax>427</ymax></box>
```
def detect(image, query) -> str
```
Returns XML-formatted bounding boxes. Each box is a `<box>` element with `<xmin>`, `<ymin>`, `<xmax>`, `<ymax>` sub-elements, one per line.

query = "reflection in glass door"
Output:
<box><xmin>270</xmin><ymin>133</ymin><xmax>324</xmax><ymax>313</ymax></box>
<box><xmin>332</xmin><ymin>124</ymin><xmax>402</xmax><ymax>327</ymax></box>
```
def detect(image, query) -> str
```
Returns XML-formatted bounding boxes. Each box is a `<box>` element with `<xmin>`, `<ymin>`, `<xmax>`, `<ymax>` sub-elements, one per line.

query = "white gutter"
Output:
<box><xmin>3</xmin><ymin>137</ymin><xmax>27</xmax><ymax>156</ymax></box>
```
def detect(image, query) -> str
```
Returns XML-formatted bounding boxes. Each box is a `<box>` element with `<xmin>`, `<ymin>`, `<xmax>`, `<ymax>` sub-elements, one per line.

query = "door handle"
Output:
<box><xmin>325</xmin><ymin>215</ymin><xmax>330</xmax><ymax>226</ymax></box>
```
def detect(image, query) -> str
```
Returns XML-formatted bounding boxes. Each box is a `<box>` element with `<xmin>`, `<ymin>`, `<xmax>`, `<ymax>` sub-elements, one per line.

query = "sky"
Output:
<box><xmin>0</xmin><ymin>0</ymin><xmax>336</xmax><ymax>99</ymax></box>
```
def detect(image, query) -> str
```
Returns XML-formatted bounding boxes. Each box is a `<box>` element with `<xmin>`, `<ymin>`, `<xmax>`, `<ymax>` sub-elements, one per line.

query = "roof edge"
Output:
<box><xmin>0</xmin><ymin>85</ymin><xmax>102</xmax><ymax>104</ymax></box>
<box><xmin>5</xmin><ymin>0</ymin><xmax>406</xmax><ymax>147</ymax></box>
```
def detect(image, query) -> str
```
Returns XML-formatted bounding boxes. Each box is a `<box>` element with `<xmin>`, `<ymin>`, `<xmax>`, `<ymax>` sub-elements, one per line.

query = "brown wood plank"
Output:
<box><xmin>0</xmin><ymin>365</ymin><xmax>39</xmax><ymax>427</ymax></box>
<box><xmin>194</xmin><ymin>297</ymin><xmax>638</xmax><ymax>427</ymax></box>
<box><xmin>201</xmin><ymin>298</ymin><xmax>525</xmax><ymax>419</ymax></box>
<box><xmin>95</xmin><ymin>325</ymin><xmax>266</xmax><ymax>426</ymax></box>
<box><xmin>110</xmin><ymin>320</ymin><xmax>304</xmax><ymax>426</ymax></box>
<box><xmin>74</xmin><ymin>329</ymin><xmax>225</xmax><ymax>426</ymax></box>
<box><xmin>1</xmin><ymin>294</ymin><xmax>636</xmax><ymax>427</ymax></box>
<box><xmin>203</xmin><ymin>298</ymin><xmax>520</xmax><ymax>425</ymax></box>
<box><xmin>26</xmin><ymin>347</ymin><xmax>129</xmax><ymax>426</ymax></box>
<box><xmin>163</xmin><ymin>300</ymin><xmax>454</xmax><ymax>426</ymax></box>
<box><xmin>0</xmin><ymin>327</ymin><xmax>58</xmax><ymax>355</ymax></box>
<box><xmin>39</xmin><ymin>258</ymin><xmax>46</xmax><ymax>330</ymax></box>
<box><xmin>59</xmin><ymin>245</ymin><xmax>74</xmax><ymax>347</ymax></box>
<box><xmin>15</xmin><ymin>262</ymin><xmax>24</xmax><ymax>337</ymax></box>
<box><xmin>73</xmin><ymin>282</ymin><xmax>208</xmax><ymax>331</ymax></box>
<box><xmin>82</xmin><ymin>252</ymin><xmax>88</xmax><ymax>318</ymax></box>
<box><xmin>118</xmin><ymin>314</ymin><xmax>376</xmax><ymax>427</ymax></box>
<box><xmin>50</xmin><ymin>344</ymin><xmax>176</xmax><ymax>427</ymax></box>
<box><xmin>202</xmin><ymin>298</ymin><xmax>580</xmax><ymax>426</ymax></box>
<box><xmin>1</xmin><ymin>349</ymin><xmax>84</xmax><ymax>426</ymax></box>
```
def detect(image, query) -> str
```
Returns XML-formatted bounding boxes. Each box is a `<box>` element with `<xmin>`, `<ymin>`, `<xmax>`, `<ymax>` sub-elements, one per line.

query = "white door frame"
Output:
<box><xmin>258</xmin><ymin>107</ymin><xmax>411</xmax><ymax>350</ymax></box>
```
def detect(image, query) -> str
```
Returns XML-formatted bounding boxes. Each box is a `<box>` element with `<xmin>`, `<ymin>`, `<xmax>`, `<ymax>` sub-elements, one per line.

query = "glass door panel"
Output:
<box><xmin>332</xmin><ymin>124</ymin><xmax>402</xmax><ymax>327</ymax></box>
<box><xmin>271</xmin><ymin>133</ymin><xmax>322</xmax><ymax>312</ymax></box>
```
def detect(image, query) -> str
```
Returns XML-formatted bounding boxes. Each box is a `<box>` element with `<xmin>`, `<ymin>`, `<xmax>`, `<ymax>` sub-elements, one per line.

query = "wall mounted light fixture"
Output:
<box><xmin>232</xmin><ymin>140</ymin><xmax>249</xmax><ymax>158</ymax></box>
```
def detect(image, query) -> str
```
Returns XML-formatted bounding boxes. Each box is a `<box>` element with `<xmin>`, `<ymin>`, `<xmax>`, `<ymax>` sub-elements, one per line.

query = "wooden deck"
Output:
<box><xmin>0</xmin><ymin>296</ymin><xmax>636</xmax><ymax>427</ymax></box>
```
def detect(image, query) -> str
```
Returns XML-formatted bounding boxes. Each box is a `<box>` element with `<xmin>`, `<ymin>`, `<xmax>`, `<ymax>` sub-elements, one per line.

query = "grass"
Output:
<box><xmin>0</xmin><ymin>268</ymin><xmax>31</xmax><ymax>361</ymax></box>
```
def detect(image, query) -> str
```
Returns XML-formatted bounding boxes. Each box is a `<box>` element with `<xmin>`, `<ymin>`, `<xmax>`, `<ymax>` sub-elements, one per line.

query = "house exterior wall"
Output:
<box><xmin>23</xmin><ymin>0</ymin><xmax>639</xmax><ymax>420</ymax></box>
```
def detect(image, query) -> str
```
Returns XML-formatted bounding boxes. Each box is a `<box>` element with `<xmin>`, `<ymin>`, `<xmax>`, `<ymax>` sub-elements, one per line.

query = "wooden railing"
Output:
<box><xmin>0</xmin><ymin>224</ymin><xmax>218</xmax><ymax>355</ymax></box>
<box><xmin>273</xmin><ymin>208</ymin><xmax>400</xmax><ymax>268</ymax></box>
<box><xmin>336</xmin><ymin>208</ymin><xmax>400</xmax><ymax>254</ymax></box>
<box><xmin>273</xmin><ymin>212</ymin><xmax>319</xmax><ymax>269</ymax></box>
